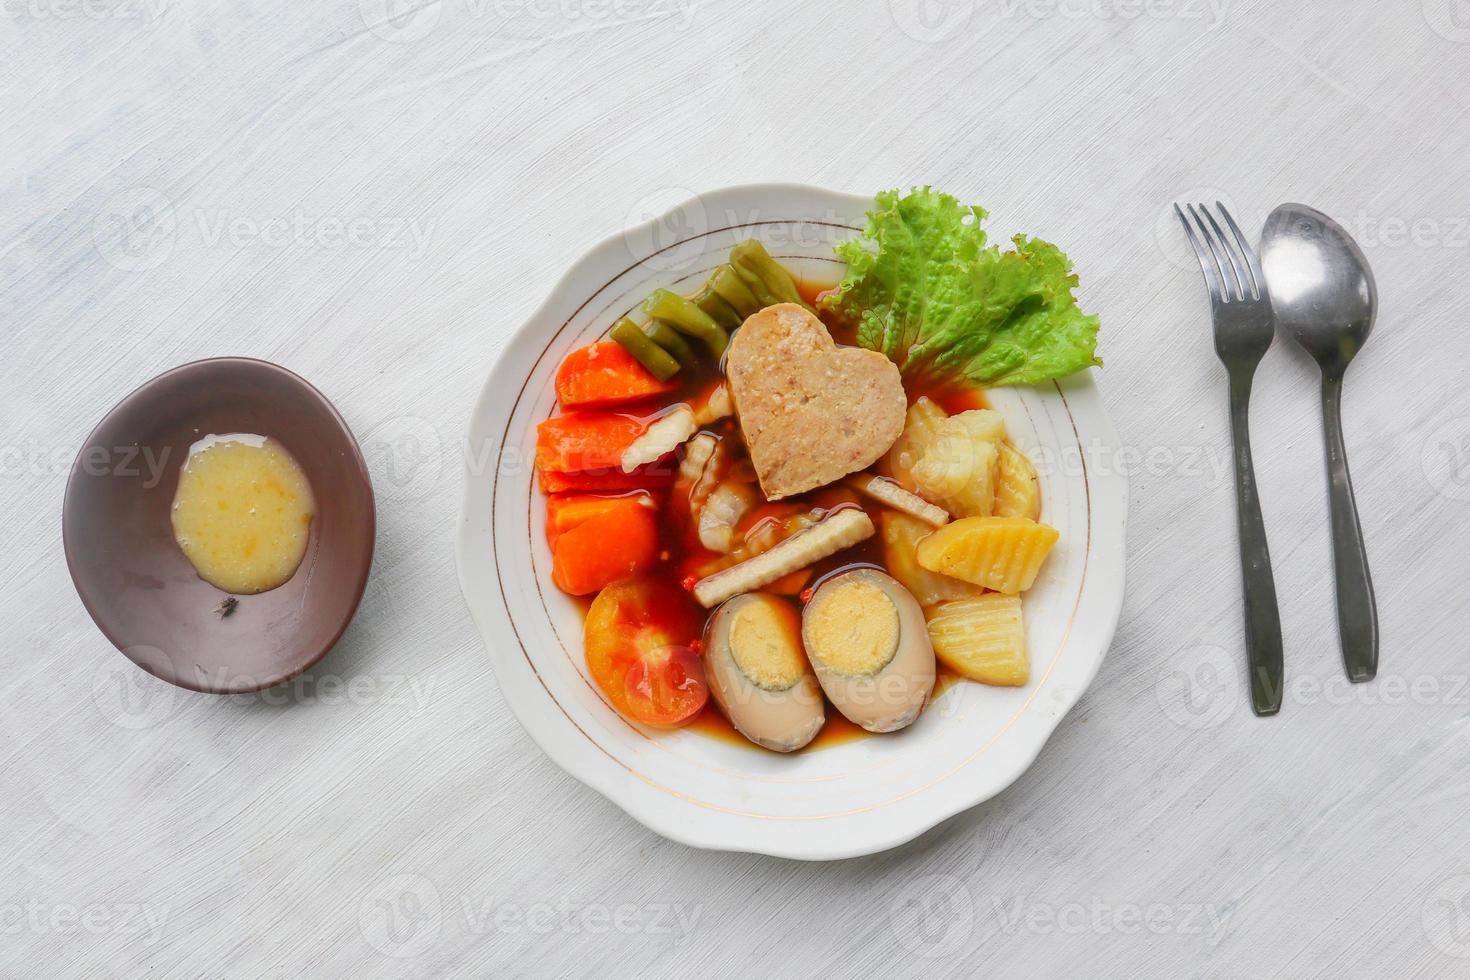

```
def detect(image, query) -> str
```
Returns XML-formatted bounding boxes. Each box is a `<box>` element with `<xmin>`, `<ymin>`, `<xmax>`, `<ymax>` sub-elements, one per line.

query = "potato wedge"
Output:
<box><xmin>911</xmin><ymin>426</ymin><xmax>998</xmax><ymax>517</ymax></box>
<box><xmin>883</xmin><ymin>397</ymin><xmax>948</xmax><ymax>494</ymax></box>
<box><xmin>993</xmin><ymin>441</ymin><xmax>1041</xmax><ymax>520</ymax></box>
<box><xmin>914</xmin><ymin>516</ymin><xmax>1059</xmax><ymax>594</ymax></box>
<box><xmin>926</xmin><ymin>594</ymin><xmax>1029</xmax><ymax>686</ymax></box>
<box><xmin>924</xmin><ymin>409</ymin><xmax>1005</xmax><ymax>517</ymax></box>
<box><xmin>888</xmin><ymin>401</ymin><xmax>1006</xmax><ymax>518</ymax></box>
<box><xmin>879</xmin><ymin>512</ymin><xmax>981</xmax><ymax>607</ymax></box>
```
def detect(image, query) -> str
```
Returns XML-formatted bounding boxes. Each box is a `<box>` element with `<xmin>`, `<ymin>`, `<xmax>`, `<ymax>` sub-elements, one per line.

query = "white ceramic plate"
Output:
<box><xmin>457</xmin><ymin>184</ymin><xmax>1127</xmax><ymax>860</ymax></box>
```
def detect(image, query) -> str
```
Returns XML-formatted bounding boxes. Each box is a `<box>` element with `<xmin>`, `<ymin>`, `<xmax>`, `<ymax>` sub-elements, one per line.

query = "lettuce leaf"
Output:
<box><xmin>822</xmin><ymin>187</ymin><xmax>1101</xmax><ymax>387</ymax></box>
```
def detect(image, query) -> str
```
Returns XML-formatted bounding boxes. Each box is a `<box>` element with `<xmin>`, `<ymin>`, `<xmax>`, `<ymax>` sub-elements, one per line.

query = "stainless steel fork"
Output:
<box><xmin>1175</xmin><ymin>201</ymin><xmax>1284</xmax><ymax>717</ymax></box>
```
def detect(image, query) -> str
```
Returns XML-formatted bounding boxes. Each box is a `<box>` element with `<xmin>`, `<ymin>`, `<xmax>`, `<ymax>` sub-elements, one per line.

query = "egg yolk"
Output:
<box><xmin>170</xmin><ymin>434</ymin><xmax>316</xmax><ymax>595</ymax></box>
<box><xmin>728</xmin><ymin>598</ymin><xmax>805</xmax><ymax>691</ymax></box>
<box><xmin>804</xmin><ymin>579</ymin><xmax>899</xmax><ymax>676</ymax></box>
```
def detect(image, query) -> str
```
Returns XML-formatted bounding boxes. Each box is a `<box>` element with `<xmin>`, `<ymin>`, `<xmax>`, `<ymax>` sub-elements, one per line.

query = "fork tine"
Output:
<box><xmin>1174</xmin><ymin>203</ymin><xmax>1224</xmax><ymax>303</ymax></box>
<box><xmin>1190</xmin><ymin>204</ymin><xmax>1242</xmax><ymax>302</ymax></box>
<box><xmin>1216</xmin><ymin>202</ymin><xmax>1263</xmax><ymax>299</ymax></box>
<box><xmin>1199</xmin><ymin>204</ymin><xmax>1248</xmax><ymax>302</ymax></box>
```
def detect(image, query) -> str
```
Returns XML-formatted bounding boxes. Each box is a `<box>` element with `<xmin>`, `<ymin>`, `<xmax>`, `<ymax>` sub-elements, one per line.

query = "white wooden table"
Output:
<box><xmin>5</xmin><ymin>2</ymin><xmax>1470</xmax><ymax>975</ymax></box>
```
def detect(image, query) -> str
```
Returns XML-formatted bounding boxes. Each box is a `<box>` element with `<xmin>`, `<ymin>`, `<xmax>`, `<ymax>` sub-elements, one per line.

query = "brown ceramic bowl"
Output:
<box><xmin>63</xmin><ymin>358</ymin><xmax>375</xmax><ymax>693</ymax></box>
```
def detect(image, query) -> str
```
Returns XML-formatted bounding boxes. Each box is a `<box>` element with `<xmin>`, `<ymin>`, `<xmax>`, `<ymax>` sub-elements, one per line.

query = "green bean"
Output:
<box><xmin>731</xmin><ymin>240</ymin><xmax>813</xmax><ymax>312</ymax></box>
<box><xmin>694</xmin><ymin>285</ymin><xmax>742</xmax><ymax>329</ymax></box>
<box><xmin>642</xmin><ymin>319</ymin><xmax>698</xmax><ymax>366</ymax></box>
<box><xmin>643</xmin><ymin>288</ymin><xmax>728</xmax><ymax>357</ymax></box>
<box><xmin>610</xmin><ymin>318</ymin><xmax>680</xmax><ymax>380</ymax></box>
<box><xmin>731</xmin><ymin>262</ymin><xmax>781</xmax><ymax>308</ymax></box>
<box><xmin>708</xmin><ymin>264</ymin><xmax>761</xmax><ymax>318</ymax></box>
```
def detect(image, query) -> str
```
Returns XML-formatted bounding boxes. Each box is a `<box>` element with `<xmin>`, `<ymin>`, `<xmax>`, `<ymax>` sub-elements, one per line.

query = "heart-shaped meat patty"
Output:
<box><xmin>725</xmin><ymin>304</ymin><xmax>907</xmax><ymax>500</ymax></box>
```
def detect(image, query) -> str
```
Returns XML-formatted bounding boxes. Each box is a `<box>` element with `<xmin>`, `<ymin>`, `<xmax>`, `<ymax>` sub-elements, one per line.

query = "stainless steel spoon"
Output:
<box><xmin>1260</xmin><ymin>204</ymin><xmax>1379</xmax><ymax>682</ymax></box>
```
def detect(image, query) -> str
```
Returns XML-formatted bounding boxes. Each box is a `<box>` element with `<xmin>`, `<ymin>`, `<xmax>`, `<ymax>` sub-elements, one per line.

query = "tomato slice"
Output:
<box><xmin>584</xmin><ymin>577</ymin><xmax>707</xmax><ymax>727</ymax></box>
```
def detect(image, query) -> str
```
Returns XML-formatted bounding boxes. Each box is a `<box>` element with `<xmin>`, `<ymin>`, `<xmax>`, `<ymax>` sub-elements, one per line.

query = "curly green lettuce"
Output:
<box><xmin>821</xmin><ymin>188</ymin><xmax>1101</xmax><ymax>387</ymax></box>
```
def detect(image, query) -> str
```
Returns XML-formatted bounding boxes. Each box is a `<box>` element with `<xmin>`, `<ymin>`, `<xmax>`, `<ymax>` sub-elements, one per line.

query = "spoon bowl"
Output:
<box><xmin>1261</xmin><ymin>204</ymin><xmax>1377</xmax><ymax>374</ymax></box>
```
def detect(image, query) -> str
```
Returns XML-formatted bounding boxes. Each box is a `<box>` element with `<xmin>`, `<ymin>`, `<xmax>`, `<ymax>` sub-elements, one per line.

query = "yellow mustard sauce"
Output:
<box><xmin>170</xmin><ymin>434</ymin><xmax>316</xmax><ymax>594</ymax></box>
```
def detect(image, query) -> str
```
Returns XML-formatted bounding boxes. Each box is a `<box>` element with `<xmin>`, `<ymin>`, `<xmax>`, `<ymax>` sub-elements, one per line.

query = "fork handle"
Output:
<box><xmin>1320</xmin><ymin>371</ymin><xmax>1379</xmax><ymax>682</ymax></box>
<box><xmin>1228</xmin><ymin>370</ymin><xmax>1284</xmax><ymax>715</ymax></box>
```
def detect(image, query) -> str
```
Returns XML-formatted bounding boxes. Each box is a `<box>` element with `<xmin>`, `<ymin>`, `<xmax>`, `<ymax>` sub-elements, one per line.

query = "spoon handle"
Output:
<box><xmin>1228</xmin><ymin>370</ymin><xmax>1284</xmax><ymax>715</ymax></box>
<box><xmin>1320</xmin><ymin>371</ymin><xmax>1379</xmax><ymax>681</ymax></box>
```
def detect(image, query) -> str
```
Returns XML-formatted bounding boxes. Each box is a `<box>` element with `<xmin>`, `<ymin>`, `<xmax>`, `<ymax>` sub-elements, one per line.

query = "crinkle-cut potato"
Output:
<box><xmin>993</xmin><ymin>441</ymin><xmax>1041</xmax><ymax>520</ymax></box>
<box><xmin>925</xmin><ymin>594</ymin><xmax>1029</xmax><ymax>686</ymax></box>
<box><xmin>915</xmin><ymin>516</ymin><xmax>1059</xmax><ymax>594</ymax></box>
<box><xmin>879</xmin><ymin>511</ymin><xmax>981</xmax><ymax>607</ymax></box>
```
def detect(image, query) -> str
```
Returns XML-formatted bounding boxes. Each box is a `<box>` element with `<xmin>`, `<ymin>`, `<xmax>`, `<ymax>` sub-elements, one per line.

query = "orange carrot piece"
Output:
<box><xmin>535</xmin><ymin>413</ymin><xmax>646</xmax><ymax>475</ymax></box>
<box><xmin>546</xmin><ymin>492</ymin><xmax>659</xmax><ymax>548</ymax></box>
<box><xmin>555</xmin><ymin>342</ymin><xmax>679</xmax><ymax>410</ymax></box>
<box><xmin>551</xmin><ymin>502</ymin><xmax>660</xmax><ymax>595</ymax></box>
<box><xmin>537</xmin><ymin>464</ymin><xmax>675</xmax><ymax>494</ymax></box>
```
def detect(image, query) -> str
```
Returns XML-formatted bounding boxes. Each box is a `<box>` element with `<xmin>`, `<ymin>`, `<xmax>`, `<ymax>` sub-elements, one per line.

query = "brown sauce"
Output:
<box><xmin>686</xmin><ymin>668</ymin><xmax>964</xmax><ymax>753</ymax></box>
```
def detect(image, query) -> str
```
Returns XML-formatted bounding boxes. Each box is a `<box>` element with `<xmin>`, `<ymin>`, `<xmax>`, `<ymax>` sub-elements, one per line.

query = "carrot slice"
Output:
<box><xmin>536</xmin><ymin>413</ymin><xmax>646</xmax><ymax>475</ymax></box>
<box><xmin>556</xmin><ymin>342</ymin><xmax>679</xmax><ymax>410</ymax></box>
<box><xmin>546</xmin><ymin>492</ymin><xmax>659</xmax><ymax>548</ymax></box>
<box><xmin>537</xmin><ymin>464</ymin><xmax>675</xmax><ymax>494</ymax></box>
<box><xmin>551</xmin><ymin>502</ymin><xmax>660</xmax><ymax>595</ymax></box>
